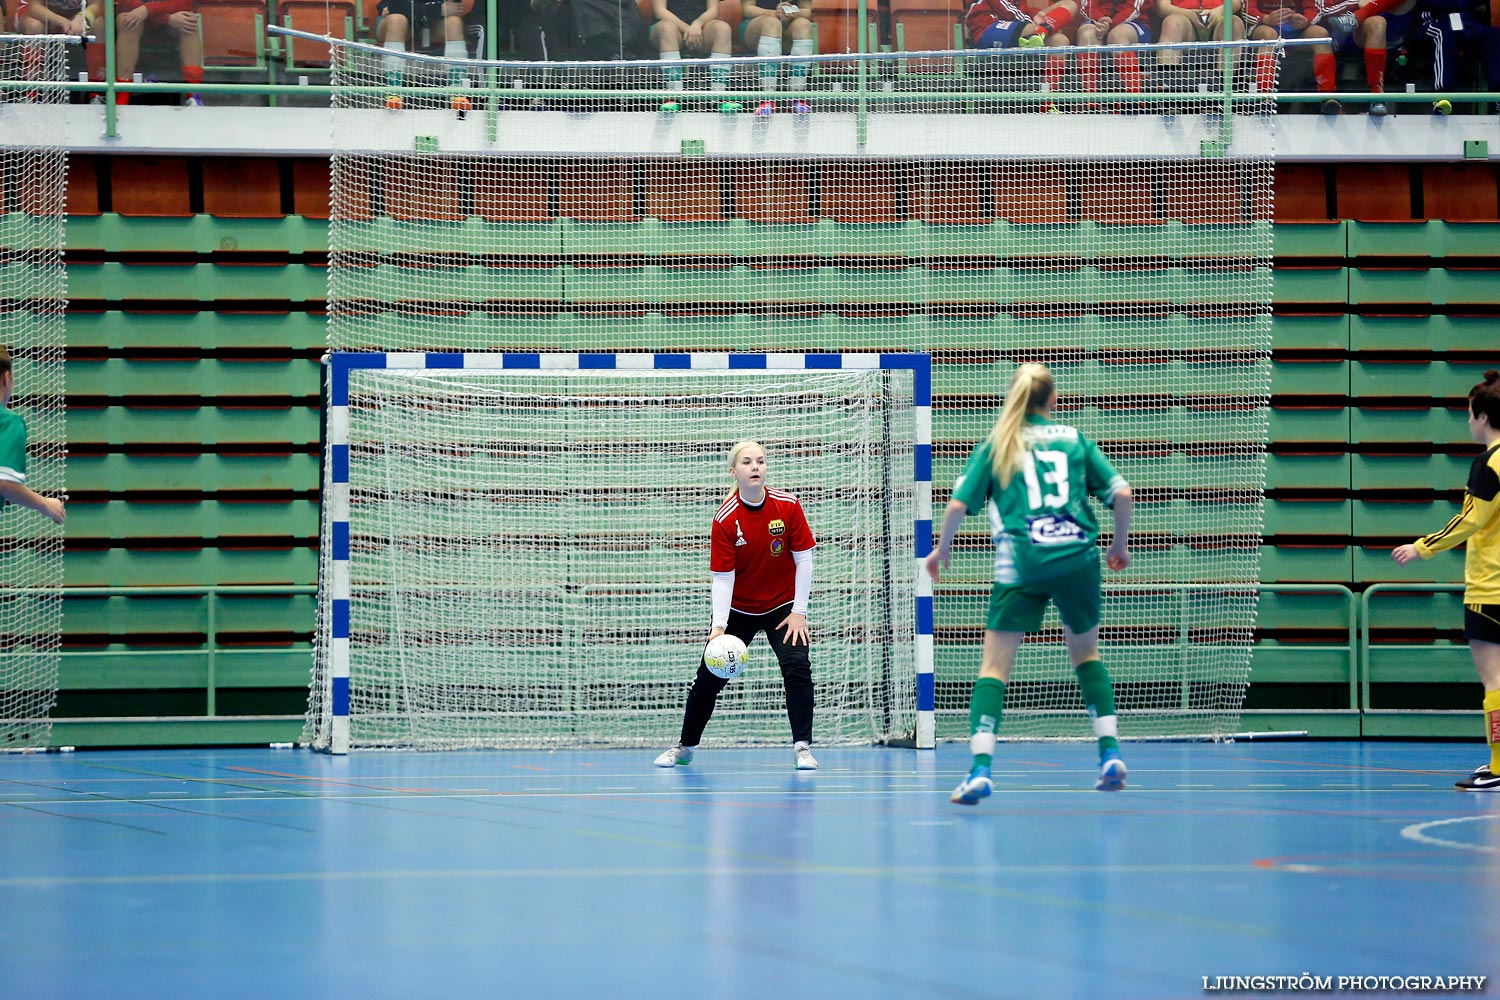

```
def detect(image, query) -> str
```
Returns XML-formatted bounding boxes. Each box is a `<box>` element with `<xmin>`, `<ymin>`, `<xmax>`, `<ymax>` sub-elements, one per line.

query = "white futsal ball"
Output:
<box><xmin>704</xmin><ymin>635</ymin><xmax>749</xmax><ymax>680</ymax></box>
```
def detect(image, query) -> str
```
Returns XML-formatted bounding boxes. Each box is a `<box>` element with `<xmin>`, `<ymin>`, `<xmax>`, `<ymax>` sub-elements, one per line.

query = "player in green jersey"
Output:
<box><xmin>0</xmin><ymin>347</ymin><xmax>65</xmax><ymax>526</ymax></box>
<box><xmin>926</xmin><ymin>362</ymin><xmax>1133</xmax><ymax>804</ymax></box>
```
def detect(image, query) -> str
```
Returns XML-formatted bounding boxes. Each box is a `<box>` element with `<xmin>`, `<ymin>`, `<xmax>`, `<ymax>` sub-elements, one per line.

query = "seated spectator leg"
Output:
<box><xmin>1203</xmin><ymin>7</ymin><xmax>1245</xmax><ymax>89</ymax></box>
<box><xmin>168</xmin><ymin>6</ymin><xmax>204</xmax><ymax>106</ymax></box>
<box><xmin>1355</xmin><ymin>12</ymin><xmax>1388</xmax><ymax>108</ymax></box>
<box><xmin>1039</xmin><ymin>3</ymin><xmax>1076</xmax><ymax>110</ymax></box>
<box><xmin>1250</xmin><ymin>25</ymin><xmax>1278</xmax><ymax>91</ymax></box>
<box><xmin>443</xmin><ymin>8</ymin><xmax>468</xmax><ymax>85</ymax></box>
<box><xmin>114</xmin><ymin>1</ymin><xmax>147</xmax><ymax>103</ymax></box>
<box><xmin>746</xmin><ymin>14</ymin><xmax>783</xmax><ymax>92</ymax></box>
<box><xmin>707</xmin><ymin>18</ymin><xmax>733</xmax><ymax>90</ymax></box>
<box><xmin>1155</xmin><ymin>12</ymin><xmax>1193</xmax><ymax>93</ymax></box>
<box><xmin>379</xmin><ymin>8</ymin><xmax>412</xmax><ymax>91</ymax></box>
<box><xmin>651</xmin><ymin>21</ymin><xmax>686</xmax><ymax>90</ymax></box>
<box><xmin>1075</xmin><ymin>21</ymin><xmax>1103</xmax><ymax>96</ymax></box>
<box><xmin>787</xmin><ymin>14</ymin><xmax>813</xmax><ymax>90</ymax></box>
<box><xmin>1106</xmin><ymin>23</ymin><xmax>1143</xmax><ymax>94</ymax></box>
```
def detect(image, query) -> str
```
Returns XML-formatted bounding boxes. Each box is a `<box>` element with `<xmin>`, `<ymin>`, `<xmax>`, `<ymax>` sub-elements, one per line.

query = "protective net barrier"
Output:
<box><xmin>0</xmin><ymin>36</ymin><xmax>68</xmax><ymax>749</ymax></box>
<box><xmin>318</xmin><ymin>41</ymin><xmax>1279</xmax><ymax>745</ymax></box>
<box><xmin>308</xmin><ymin>366</ymin><xmax>916</xmax><ymax>750</ymax></box>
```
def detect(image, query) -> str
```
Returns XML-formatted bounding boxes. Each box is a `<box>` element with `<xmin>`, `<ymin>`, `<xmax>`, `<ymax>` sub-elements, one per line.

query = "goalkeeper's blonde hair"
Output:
<box><xmin>725</xmin><ymin>441</ymin><xmax>765</xmax><ymax>503</ymax></box>
<box><xmin>987</xmin><ymin>363</ymin><xmax>1054</xmax><ymax>488</ymax></box>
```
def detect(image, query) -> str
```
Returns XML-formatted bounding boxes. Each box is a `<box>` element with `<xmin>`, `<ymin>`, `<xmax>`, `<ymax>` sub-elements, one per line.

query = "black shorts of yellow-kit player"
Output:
<box><xmin>1465</xmin><ymin>604</ymin><xmax>1500</xmax><ymax>644</ymax></box>
<box><xmin>986</xmin><ymin>557</ymin><xmax>1101</xmax><ymax>635</ymax></box>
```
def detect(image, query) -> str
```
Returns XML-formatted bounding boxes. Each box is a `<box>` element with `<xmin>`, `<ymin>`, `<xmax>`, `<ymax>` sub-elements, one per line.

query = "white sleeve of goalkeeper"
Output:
<box><xmin>711</xmin><ymin>571</ymin><xmax>735</xmax><ymax>630</ymax></box>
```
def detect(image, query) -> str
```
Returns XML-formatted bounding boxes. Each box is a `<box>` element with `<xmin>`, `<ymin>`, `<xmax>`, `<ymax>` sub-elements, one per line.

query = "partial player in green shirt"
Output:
<box><xmin>926</xmin><ymin>362</ymin><xmax>1133</xmax><ymax>804</ymax></box>
<box><xmin>0</xmin><ymin>347</ymin><xmax>65</xmax><ymax>526</ymax></box>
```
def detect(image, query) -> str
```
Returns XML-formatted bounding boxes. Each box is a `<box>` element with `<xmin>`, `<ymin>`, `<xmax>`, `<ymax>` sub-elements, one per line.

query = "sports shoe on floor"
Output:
<box><xmin>1320</xmin><ymin>98</ymin><xmax>1342</xmax><ymax>116</ymax></box>
<box><xmin>659</xmin><ymin>100</ymin><xmax>680</xmax><ymax>113</ymax></box>
<box><xmin>384</xmin><ymin>94</ymin><xmax>403</xmax><ymax>111</ymax></box>
<box><xmin>950</xmin><ymin>765</ymin><xmax>992</xmax><ymax>805</ymax></box>
<box><xmin>1368</xmin><ymin>101</ymin><xmax>1388</xmax><ymax>118</ymax></box>
<box><xmin>754</xmin><ymin>100</ymin><xmax>776</xmax><ymax>116</ymax></box>
<box><xmin>184</xmin><ymin>93</ymin><xmax>204</xmax><ymax>107</ymax></box>
<box><xmin>719</xmin><ymin>100</ymin><xmax>742</xmax><ymax>114</ymax></box>
<box><xmin>794</xmin><ymin>741</ymin><xmax>819</xmax><ymax>770</ymax></box>
<box><xmin>1096</xmin><ymin>749</ymin><xmax>1127</xmax><ymax>791</ymax></box>
<box><xmin>1432</xmin><ymin>98</ymin><xmax>1453</xmax><ymax>116</ymax></box>
<box><xmin>791</xmin><ymin>100</ymin><xmax>811</xmax><ymax>114</ymax></box>
<box><xmin>654</xmin><ymin>742</ymin><xmax>694</xmax><ymax>767</ymax></box>
<box><xmin>451</xmin><ymin>94</ymin><xmax>472</xmax><ymax>117</ymax></box>
<box><xmin>1455</xmin><ymin>764</ymin><xmax>1500</xmax><ymax>791</ymax></box>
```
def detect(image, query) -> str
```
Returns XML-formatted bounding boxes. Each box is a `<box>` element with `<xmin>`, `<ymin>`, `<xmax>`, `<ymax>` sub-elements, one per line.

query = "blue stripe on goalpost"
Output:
<box><xmin>324</xmin><ymin>351</ymin><xmax>936</xmax><ymax>753</ymax></box>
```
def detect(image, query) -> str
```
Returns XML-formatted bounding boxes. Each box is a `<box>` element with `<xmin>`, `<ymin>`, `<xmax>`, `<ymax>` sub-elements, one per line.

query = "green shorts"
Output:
<box><xmin>986</xmin><ymin>558</ymin><xmax>1102</xmax><ymax>635</ymax></box>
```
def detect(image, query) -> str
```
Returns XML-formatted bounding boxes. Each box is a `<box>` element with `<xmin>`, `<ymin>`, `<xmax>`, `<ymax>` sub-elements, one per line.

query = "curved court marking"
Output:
<box><xmin>1400</xmin><ymin>814</ymin><xmax>1500</xmax><ymax>854</ymax></box>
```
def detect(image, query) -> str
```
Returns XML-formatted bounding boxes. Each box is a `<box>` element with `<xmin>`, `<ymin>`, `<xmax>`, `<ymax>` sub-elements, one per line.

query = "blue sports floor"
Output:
<box><xmin>2</xmin><ymin>741</ymin><xmax>1496</xmax><ymax>1000</ymax></box>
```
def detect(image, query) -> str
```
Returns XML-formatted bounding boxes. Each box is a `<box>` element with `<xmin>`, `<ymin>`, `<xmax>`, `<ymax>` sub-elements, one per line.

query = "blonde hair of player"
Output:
<box><xmin>986</xmin><ymin>362</ymin><xmax>1055</xmax><ymax>488</ymax></box>
<box><xmin>724</xmin><ymin>440</ymin><xmax>765</xmax><ymax>503</ymax></box>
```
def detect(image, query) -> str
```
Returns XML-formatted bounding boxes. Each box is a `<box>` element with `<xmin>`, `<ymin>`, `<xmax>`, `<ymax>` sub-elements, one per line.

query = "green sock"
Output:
<box><xmin>969</xmin><ymin>676</ymin><xmax>1006</xmax><ymax>768</ymax></box>
<box><xmin>1075</xmin><ymin>659</ymin><xmax>1119</xmax><ymax>756</ymax></box>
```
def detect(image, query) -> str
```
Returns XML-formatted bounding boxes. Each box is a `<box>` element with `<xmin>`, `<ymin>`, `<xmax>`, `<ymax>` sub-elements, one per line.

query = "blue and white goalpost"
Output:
<box><xmin>311</xmin><ymin>351</ymin><xmax>934</xmax><ymax>753</ymax></box>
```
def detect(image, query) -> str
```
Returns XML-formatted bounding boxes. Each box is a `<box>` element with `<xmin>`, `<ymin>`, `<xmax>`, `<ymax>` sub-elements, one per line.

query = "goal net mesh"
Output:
<box><xmin>311</xmin><ymin>366</ymin><xmax>916</xmax><ymax>749</ymax></box>
<box><xmin>315</xmin><ymin>40</ymin><xmax>1278</xmax><ymax>745</ymax></box>
<box><xmin>0</xmin><ymin>36</ymin><xmax>68</xmax><ymax>749</ymax></box>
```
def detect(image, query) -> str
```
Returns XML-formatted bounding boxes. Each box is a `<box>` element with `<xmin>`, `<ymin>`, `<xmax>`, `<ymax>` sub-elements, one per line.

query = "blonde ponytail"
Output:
<box><xmin>724</xmin><ymin>440</ymin><xmax>765</xmax><ymax>503</ymax></box>
<box><xmin>987</xmin><ymin>363</ymin><xmax>1055</xmax><ymax>487</ymax></box>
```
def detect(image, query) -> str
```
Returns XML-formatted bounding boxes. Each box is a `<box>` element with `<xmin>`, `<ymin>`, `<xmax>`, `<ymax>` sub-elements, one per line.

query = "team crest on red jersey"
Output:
<box><xmin>769</xmin><ymin>538</ymin><xmax>785</xmax><ymax>556</ymax></box>
<box><xmin>768</xmin><ymin>519</ymin><xmax>786</xmax><ymax>536</ymax></box>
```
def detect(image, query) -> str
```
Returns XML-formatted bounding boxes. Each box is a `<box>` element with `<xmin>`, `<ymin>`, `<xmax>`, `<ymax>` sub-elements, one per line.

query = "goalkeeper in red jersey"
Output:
<box><xmin>654</xmin><ymin>441</ymin><xmax>820</xmax><ymax>771</ymax></box>
<box><xmin>1394</xmin><ymin>371</ymin><xmax>1500</xmax><ymax>791</ymax></box>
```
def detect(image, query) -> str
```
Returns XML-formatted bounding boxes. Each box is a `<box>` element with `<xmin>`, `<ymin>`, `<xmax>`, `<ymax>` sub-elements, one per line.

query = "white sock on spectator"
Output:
<box><xmin>789</xmin><ymin>37</ymin><xmax>813</xmax><ymax>91</ymax></box>
<box><xmin>443</xmin><ymin>39</ymin><xmax>466</xmax><ymax>60</ymax></box>
<box><xmin>757</xmin><ymin>34</ymin><xmax>780</xmax><ymax>92</ymax></box>
<box><xmin>382</xmin><ymin>39</ymin><xmax>406</xmax><ymax>84</ymax></box>
<box><xmin>660</xmin><ymin>50</ymin><xmax>684</xmax><ymax>90</ymax></box>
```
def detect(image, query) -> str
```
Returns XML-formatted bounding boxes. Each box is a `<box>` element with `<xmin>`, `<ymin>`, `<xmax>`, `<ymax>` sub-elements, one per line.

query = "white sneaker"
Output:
<box><xmin>654</xmin><ymin>743</ymin><xmax>693</xmax><ymax>768</ymax></box>
<box><xmin>794</xmin><ymin>741</ymin><xmax>819</xmax><ymax>770</ymax></box>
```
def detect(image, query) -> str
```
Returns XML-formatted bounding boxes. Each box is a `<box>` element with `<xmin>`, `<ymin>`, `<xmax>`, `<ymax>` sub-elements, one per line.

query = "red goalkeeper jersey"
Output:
<box><xmin>710</xmin><ymin>487</ymin><xmax>816</xmax><ymax>615</ymax></box>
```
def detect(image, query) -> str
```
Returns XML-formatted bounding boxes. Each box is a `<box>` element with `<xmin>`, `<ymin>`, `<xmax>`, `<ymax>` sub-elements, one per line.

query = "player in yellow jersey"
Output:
<box><xmin>1394</xmin><ymin>370</ymin><xmax>1500</xmax><ymax>791</ymax></box>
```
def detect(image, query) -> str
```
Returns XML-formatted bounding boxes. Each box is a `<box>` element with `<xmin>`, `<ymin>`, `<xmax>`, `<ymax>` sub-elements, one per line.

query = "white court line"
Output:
<box><xmin>1400</xmin><ymin>814</ymin><xmax>1500</xmax><ymax>854</ymax></box>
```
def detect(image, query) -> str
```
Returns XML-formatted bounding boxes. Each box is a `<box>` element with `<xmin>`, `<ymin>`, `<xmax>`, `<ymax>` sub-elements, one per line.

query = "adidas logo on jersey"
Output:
<box><xmin>735</xmin><ymin>522</ymin><xmax>747</xmax><ymax>546</ymax></box>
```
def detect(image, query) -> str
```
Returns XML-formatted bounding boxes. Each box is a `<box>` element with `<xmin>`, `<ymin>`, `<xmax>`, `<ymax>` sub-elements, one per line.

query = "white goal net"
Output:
<box><xmin>1</xmin><ymin>35</ymin><xmax>68</xmax><ymax>749</ymax></box>
<box><xmin>308</xmin><ymin>358</ymin><xmax>918</xmax><ymax>750</ymax></box>
<box><xmin>315</xmin><ymin>38</ymin><xmax>1280</xmax><ymax>745</ymax></box>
